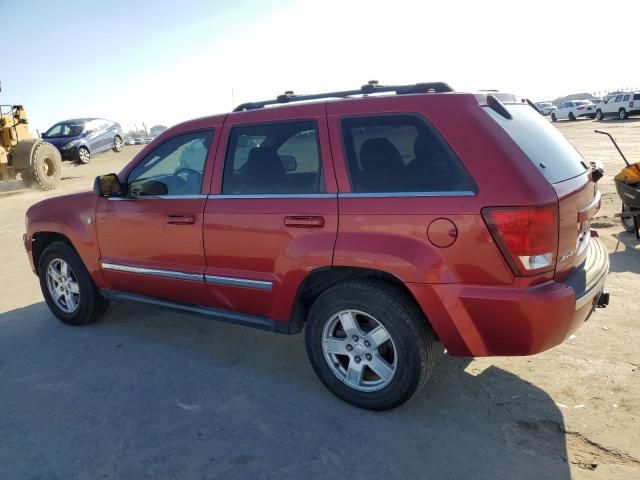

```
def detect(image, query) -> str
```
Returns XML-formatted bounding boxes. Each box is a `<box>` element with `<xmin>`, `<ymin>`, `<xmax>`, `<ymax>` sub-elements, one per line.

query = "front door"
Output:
<box><xmin>96</xmin><ymin>128</ymin><xmax>216</xmax><ymax>305</ymax></box>
<box><xmin>202</xmin><ymin>104</ymin><xmax>338</xmax><ymax>322</ymax></box>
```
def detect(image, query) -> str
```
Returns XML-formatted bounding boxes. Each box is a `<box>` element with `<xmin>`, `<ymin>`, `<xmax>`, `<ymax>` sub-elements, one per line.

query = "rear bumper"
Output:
<box><xmin>407</xmin><ymin>237</ymin><xmax>609</xmax><ymax>357</ymax></box>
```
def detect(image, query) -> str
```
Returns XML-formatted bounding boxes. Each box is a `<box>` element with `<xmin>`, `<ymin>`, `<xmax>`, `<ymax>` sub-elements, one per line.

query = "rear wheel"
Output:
<box><xmin>305</xmin><ymin>280</ymin><xmax>438</xmax><ymax>410</ymax></box>
<box><xmin>596</xmin><ymin>109</ymin><xmax>604</xmax><ymax>121</ymax></box>
<box><xmin>551</xmin><ymin>113</ymin><xmax>557</xmax><ymax>122</ymax></box>
<box><xmin>38</xmin><ymin>241</ymin><xmax>109</xmax><ymax>325</ymax></box>
<box><xmin>75</xmin><ymin>146</ymin><xmax>90</xmax><ymax>164</ymax></box>
<box><xmin>568</xmin><ymin>112</ymin><xmax>576</xmax><ymax>121</ymax></box>
<box><xmin>21</xmin><ymin>141</ymin><xmax>62</xmax><ymax>190</ymax></box>
<box><xmin>112</xmin><ymin>136</ymin><xmax>123</xmax><ymax>153</ymax></box>
<box><xmin>621</xmin><ymin>204</ymin><xmax>637</xmax><ymax>233</ymax></box>
<box><xmin>619</xmin><ymin>108</ymin><xmax>627</xmax><ymax>120</ymax></box>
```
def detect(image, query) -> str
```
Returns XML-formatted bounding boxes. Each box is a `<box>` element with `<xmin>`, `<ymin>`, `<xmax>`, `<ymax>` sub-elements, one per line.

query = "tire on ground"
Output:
<box><xmin>38</xmin><ymin>241</ymin><xmax>109</xmax><ymax>326</ymax></box>
<box><xmin>305</xmin><ymin>279</ymin><xmax>438</xmax><ymax>410</ymax></box>
<box><xmin>21</xmin><ymin>141</ymin><xmax>62</xmax><ymax>190</ymax></box>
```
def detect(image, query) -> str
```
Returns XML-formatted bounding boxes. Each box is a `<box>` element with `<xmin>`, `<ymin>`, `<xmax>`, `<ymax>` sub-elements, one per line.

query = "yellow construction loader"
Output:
<box><xmin>1</xmin><ymin>95</ymin><xmax>62</xmax><ymax>189</ymax></box>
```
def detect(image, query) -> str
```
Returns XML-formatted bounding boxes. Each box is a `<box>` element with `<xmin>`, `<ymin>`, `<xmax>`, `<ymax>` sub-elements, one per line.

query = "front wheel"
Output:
<box><xmin>596</xmin><ymin>110</ymin><xmax>604</xmax><ymax>121</ymax></box>
<box><xmin>112</xmin><ymin>136</ymin><xmax>123</xmax><ymax>153</ymax></box>
<box><xmin>621</xmin><ymin>204</ymin><xmax>637</xmax><ymax>233</ymax></box>
<box><xmin>305</xmin><ymin>280</ymin><xmax>438</xmax><ymax>410</ymax></box>
<box><xmin>38</xmin><ymin>241</ymin><xmax>109</xmax><ymax>325</ymax></box>
<box><xmin>551</xmin><ymin>113</ymin><xmax>557</xmax><ymax>122</ymax></box>
<box><xmin>619</xmin><ymin>108</ymin><xmax>628</xmax><ymax>120</ymax></box>
<box><xmin>75</xmin><ymin>146</ymin><xmax>91</xmax><ymax>164</ymax></box>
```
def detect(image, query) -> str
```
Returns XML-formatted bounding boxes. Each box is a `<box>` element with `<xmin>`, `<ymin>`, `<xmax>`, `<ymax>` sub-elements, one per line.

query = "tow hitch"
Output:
<box><xmin>596</xmin><ymin>290</ymin><xmax>610</xmax><ymax>308</ymax></box>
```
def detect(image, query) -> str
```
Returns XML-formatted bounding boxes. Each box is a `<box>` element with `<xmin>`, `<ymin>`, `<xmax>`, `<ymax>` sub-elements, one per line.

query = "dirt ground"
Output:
<box><xmin>0</xmin><ymin>119</ymin><xmax>638</xmax><ymax>479</ymax></box>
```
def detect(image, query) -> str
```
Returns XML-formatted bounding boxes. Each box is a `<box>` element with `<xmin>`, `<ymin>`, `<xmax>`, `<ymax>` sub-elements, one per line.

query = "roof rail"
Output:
<box><xmin>232</xmin><ymin>80</ymin><xmax>454</xmax><ymax>112</ymax></box>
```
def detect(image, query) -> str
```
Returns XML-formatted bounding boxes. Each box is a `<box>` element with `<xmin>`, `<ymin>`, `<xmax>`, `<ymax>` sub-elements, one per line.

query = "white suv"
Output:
<box><xmin>551</xmin><ymin>100</ymin><xmax>596</xmax><ymax>121</ymax></box>
<box><xmin>595</xmin><ymin>92</ymin><xmax>640</xmax><ymax>120</ymax></box>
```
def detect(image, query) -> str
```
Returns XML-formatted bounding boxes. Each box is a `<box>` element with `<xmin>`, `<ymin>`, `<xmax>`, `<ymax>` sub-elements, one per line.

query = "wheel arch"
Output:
<box><xmin>31</xmin><ymin>232</ymin><xmax>78</xmax><ymax>275</ymax></box>
<box><xmin>288</xmin><ymin>266</ymin><xmax>436</xmax><ymax>336</ymax></box>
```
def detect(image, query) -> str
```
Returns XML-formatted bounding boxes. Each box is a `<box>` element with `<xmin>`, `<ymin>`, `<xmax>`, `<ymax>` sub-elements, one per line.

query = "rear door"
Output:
<box><xmin>202</xmin><ymin>104</ymin><xmax>338</xmax><ymax>321</ymax></box>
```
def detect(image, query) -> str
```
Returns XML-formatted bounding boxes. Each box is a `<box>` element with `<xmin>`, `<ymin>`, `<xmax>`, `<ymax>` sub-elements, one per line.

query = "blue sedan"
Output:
<box><xmin>42</xmin><ymin>118</ymin><xmax>123</xmax><ymax>164</ymax></box>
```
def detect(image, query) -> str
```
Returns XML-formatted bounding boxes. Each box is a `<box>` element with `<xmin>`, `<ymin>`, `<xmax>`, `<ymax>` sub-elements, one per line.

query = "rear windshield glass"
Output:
<box><xmin>574</xmin><ymin>101</ymin><xmax>591</xmax><ymax>106</ymax></box>
<box><xmin>484</xmin><ymin>104</ymin><xmax>587</xmax><ymax>184</ymax></box>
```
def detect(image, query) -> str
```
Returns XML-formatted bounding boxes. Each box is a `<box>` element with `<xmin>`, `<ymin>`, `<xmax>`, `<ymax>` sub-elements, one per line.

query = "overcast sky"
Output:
<box><xmin>3</xmin><ymin>0</ymin><xmax>638</xmax><ymax>133</ymax></box>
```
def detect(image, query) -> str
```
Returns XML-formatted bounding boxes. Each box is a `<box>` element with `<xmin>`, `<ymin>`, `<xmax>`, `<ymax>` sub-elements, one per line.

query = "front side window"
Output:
<box><xmin>44</xmin><ymin>121</ymin><xmax>84</xmax><ymax>138</ymax></box>
<box><xmin>222</xmin><ymin>121</ymin><xmax>323</xmax><ymax>194</ymax></box>
<box><xmin>340</xmin><ymin>115</ymin><xmax>476</xmax><ymax>193</ymax></box>
<box><xmin>615</xmin><ymin>95</ymin><xmax>623</xmax><ymax>102</ymax></box>
<box><xmin>128</xmin><ymin>130</ymin><xmax>213</xmax><ymax>197</ymax></box>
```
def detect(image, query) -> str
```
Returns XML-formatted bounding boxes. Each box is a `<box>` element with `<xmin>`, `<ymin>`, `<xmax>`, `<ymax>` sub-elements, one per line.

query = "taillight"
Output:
<box><xmin>482</xmin><ymin>204</ymin><xmax>558</xmax><ymax>276</ymax></box>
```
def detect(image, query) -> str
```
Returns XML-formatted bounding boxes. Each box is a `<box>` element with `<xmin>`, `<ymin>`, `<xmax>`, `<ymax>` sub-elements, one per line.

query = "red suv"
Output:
<box><xmin>24</xmin><ymin>82</ymin><xmax>610</xmax><ymax>410</ymax></box>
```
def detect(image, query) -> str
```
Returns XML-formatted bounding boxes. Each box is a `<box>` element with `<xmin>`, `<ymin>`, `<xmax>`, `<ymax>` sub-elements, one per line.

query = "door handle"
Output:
<box><xmin>284</xmin><ymin>216</ymin><xmax>325</xmax><ymax>228</ymax></box>
<box><xmin>167</xmin><ymin>214</ymin><xmax>195</xmax><ymax>225</ymax></box>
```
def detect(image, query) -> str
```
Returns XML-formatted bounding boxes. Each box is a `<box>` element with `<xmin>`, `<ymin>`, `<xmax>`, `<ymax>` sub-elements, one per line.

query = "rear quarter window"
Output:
<box><xmin>634</xmin><ymin>94</ymin><xmax>640</xmax><ymax>101</ymax></box>
<box><xmin>340</xmin><ymin>114</ymin><xmax>476</xmax><ymax>193</ymax></box>
<box><xmin>484</xmin><ymin>104</ymin><xmax>587</xmax><ymax>184</ymax></box>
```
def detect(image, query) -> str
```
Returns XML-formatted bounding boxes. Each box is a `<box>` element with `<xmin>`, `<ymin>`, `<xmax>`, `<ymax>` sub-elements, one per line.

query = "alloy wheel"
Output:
<box><xmin>321</xmin><ymin>309</ymin><xmax>397</xmax><ymax>392</ymax></box>
<box><xmin>46</xmin><ymin>258</ymin><xmax>80</xmax><ymax>313</ymax></box>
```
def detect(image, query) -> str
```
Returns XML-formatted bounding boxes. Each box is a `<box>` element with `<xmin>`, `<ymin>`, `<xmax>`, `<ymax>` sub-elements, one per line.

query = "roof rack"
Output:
<box><xmin>232</xmin><ymin>80</ymin><xmax>454</xmax><ymax>112</ymax></box>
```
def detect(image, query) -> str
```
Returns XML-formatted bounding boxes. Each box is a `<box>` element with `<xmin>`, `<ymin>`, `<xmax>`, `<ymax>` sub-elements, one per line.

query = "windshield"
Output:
<box><xmin>484</xmin><ymin>104</ymin><xmax>588</xmax><ymax>184</ymax></box>
<box><xmin>44</xmin><ymin>122</ymin><xmax>85</xmax><ymax>138</ymax></box>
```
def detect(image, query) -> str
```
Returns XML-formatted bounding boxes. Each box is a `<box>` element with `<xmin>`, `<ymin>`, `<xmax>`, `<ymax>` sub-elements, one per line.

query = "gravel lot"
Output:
<box><xmin>0</xmin><ymin>118</ymin><xmax>639</xmax><ymax>479</ymax></box>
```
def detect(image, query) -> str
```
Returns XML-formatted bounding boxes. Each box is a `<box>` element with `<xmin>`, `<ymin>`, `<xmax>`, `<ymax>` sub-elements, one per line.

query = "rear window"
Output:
<box><xmin>634</xmin><ymin>94</ymin><xmax>640</xmax><ymax>101</ymax></box>
<box><xmin>484</xmin><ymin>104</ymin><xmax>587</xmax><ymax>184</ymax></box>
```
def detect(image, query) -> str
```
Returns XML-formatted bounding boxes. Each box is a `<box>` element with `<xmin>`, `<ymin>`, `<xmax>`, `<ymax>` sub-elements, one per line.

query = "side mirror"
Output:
<box><xmin>94</xmin><ymin>174</ymin><xmax>123</xmax><ymax>197</ymax></box>
<box><xmin>280</xmin><ymin>155</ymin><xmax>297</xmax><ymax>172</ymax></box>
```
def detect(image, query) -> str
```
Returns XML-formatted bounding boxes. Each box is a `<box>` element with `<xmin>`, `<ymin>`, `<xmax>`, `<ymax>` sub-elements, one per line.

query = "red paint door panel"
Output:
<box><xmin>203</xmin><ymin>103</ymin><xmax>338</xmax><ymax>322</ymax></box>
<box><xmin>96</xmin><ymin>197</ymin><xmax>209</xmax><ymax>305</ymax></box>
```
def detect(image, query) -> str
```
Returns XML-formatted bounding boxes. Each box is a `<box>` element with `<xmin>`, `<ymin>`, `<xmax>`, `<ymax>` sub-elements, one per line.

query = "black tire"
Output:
<box><xmin>305</xmin><ymin>280</ymin><xmax>438</xmax><ymax>410</ymax></box>
<box><xmin>551</xmin><ymin>113</ymin><xmax>557</xmax><ymax>122</ymax></box>
<box><xmin>112</xmin><ymin>136</ymin><xmax>123</xmax><ymax>153</ymax></box>
<box><xmin>621</xmin><ymin>204</ymin><xmax>636</xmax><ymax>233</ymax></box>
<box><xmin>38</xmin><ymin>241</ymin><xmax>109</xmax><ymax>326</ymax></box>
<box><xmin>21</xmin><ymin>141</ymin><xmax>62</xmax><ymax>190</ymax></box>
<box><xmin>75</xmin><ymin>146</ymin><xmax>91</xmax><ymax>164</ymax></box>
<box><xmin>596</xmin><ymin>110</ymin><xmax>604</xmax><ymax>121</ymax></box>
<box><xmin>619</xmin><ymin>108</ymin><xmax>627</xmax><ymax>120</ymax></box>
<box><xmin>568</xmin><ymin>112</ymin><xmax>576</xmax><ymax>121</ymax></box>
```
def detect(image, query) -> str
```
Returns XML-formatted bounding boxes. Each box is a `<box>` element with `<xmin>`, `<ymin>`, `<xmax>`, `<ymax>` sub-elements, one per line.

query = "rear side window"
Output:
<box><xmin>634</xmin><ymin>94</ymin><xmax>640</xmax><ymax>101</ymax></box>
<box><xmin>623</xmin><ymin>95</ymin><xmax>630</xmax><ymax>101</ymax></box>
<box><xmin>340</xmin><ymin>115</ymin><xmax>476</xmax><ymax>193</ymax></box>
<box><xmin>222</xmin><ymin>121</ymin><xmax>323</xmax><ymax>194</ymax></box>
<box><xmin>484</xmin><ymin>104</ymin><xmax>587</xmax><ymax>184</ymax></box>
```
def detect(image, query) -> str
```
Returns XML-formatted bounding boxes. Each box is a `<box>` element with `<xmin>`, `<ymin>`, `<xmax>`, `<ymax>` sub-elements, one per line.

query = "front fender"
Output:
<box><xmin>26</xmin><ymin>191</ymin><xmax>106</xmax><ymax>287</ymax></box>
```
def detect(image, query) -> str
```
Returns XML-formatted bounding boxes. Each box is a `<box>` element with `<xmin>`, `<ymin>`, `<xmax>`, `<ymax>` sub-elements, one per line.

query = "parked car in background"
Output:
<box><xmin>534</xmin><ymin>102</ymin><xmax>557</xmax><ymax>116</ymax></box>
<box><xmin>42</xmin><ymin>118</ymin><xmax>123</xmax><ymax>164</ymax></box>
<box><xmin>134</xmin><ymin>138</ymin><xmax>144</xmax><ymax>145</ymax></box>
<box><xmin>595</xmin><ymin>92</ymin><xmax>640</xmax><ymax>120</ymax></box>
<box><xmin>124</xmin><ymin>137</ymin><xmax>135</xmax><ymax>146</ymax></box>
<box><xmin>551</xmin><ymin>100</ymin><xmax>596</xmax><ymax>121</ymax></box>
<box><xmin>24</xmin><ymin>82</ymin><xmax>609</xmax><ymax>410</ymax></box>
